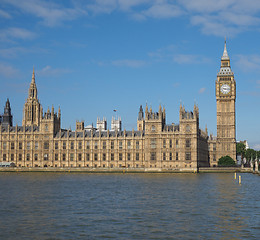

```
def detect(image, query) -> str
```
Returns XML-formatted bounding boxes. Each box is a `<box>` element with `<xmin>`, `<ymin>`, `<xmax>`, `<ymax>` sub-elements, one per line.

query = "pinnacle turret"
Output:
<box><xmin>221</xmin><ymin>38</ymin><xmax>229</xmax><ymax>60</ymax></box>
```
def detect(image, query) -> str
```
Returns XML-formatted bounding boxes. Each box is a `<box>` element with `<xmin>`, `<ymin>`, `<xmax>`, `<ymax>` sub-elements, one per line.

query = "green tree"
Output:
<box><xmin>245</xmin><ymin>148</ymin><xmax>256</xmax><ymax>163</ymax></box>
<box><xmin>218</xmin><ymin>155</ymin><xmax>236</xmax><ymax>167</ymax></box>
<box><xmin>236</xmin><ymin>142</ymin><xmax>246</xmax><ymax>160</ymax></box>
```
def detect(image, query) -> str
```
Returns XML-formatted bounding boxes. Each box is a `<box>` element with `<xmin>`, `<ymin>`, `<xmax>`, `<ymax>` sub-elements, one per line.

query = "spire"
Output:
<box><xmin>138</xmin><ymin>105</ymin><xmax>144</xmax><ymax>120</ymax></box>
<box><xmin>32</xmin><ymin>66</ymin><xmax>35</xmax><ymax>83</ymax></box>
<box><xmin>28</xmin><ymin>67</ymin><xmax>38</xmax><ymax>99</ymax></box>
<box><xmin>58</xmin><ymin>106</ymin><xmax>61</xmax><ymax>119</ymax></box>
<box><xmin>221</xmin><ymin>37</ymin><xmax>229</xmax><ymax>60</ymax></box>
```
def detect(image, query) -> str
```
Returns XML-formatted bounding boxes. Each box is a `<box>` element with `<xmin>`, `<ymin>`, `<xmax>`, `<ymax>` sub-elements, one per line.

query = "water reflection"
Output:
<box><xmin>0</xmin><ymin>173</ymin><xmax>259</xmax><ymax>239</ymax></box>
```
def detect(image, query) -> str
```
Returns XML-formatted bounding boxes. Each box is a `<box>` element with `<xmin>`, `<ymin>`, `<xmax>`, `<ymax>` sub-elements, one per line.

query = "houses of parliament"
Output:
<box><xmin>0</xmin><ymin>42</ymin><xmax>236</xmax><ymax>171</ymax></box>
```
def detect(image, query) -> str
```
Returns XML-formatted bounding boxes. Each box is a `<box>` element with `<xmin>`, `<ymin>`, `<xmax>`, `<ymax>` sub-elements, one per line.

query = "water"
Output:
<box><xmin>0</xmin><ymin>173</ymin><xmax>259</xmax><ymax>239</ymax></box>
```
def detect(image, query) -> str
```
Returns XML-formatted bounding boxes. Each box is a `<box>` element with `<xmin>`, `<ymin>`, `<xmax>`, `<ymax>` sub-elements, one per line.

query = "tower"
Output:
<box><xmin>216</xmin><ymin>40</ymin><xmax>236</xmax><ymax>161</ymax></box>
<box><xmin>96</xmin><ymin>117</ymin><xmax>107</xmax><ymax>131</ymax></box>
<box><xmin>22</xmin><ymin>68</ymin><xmax>42</xmax><ymax>127</ymax></box>
<box><xmin>2</xmin><ymin>98</ymin><xmax>13</xmax><ymax>127</ymax></box>
<box><xmin>137</xmin><ymin>105</ymin><xmax>145</xmax><ymax>131</ymax></box>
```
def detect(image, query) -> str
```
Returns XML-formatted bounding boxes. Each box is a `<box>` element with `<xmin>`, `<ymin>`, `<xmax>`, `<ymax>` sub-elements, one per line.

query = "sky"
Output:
<box><xmin>0</xmin><ymin>0</ymin><xmax>260</xmax><ymax>149</ymax></box>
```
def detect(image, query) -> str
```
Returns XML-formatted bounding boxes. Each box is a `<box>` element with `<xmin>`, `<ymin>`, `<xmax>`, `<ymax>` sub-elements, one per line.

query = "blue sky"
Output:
<box><xmin>0</xmin><ymin>0</ymin><xmax>260</xmax><ymax>149</ymax></box>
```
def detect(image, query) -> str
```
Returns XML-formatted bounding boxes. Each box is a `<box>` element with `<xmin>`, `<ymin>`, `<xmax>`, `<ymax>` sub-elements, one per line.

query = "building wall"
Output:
<box><xmin>0</xmin><ymin>108</ymin><xmax>209</xmax><ymax>170</ymax></box>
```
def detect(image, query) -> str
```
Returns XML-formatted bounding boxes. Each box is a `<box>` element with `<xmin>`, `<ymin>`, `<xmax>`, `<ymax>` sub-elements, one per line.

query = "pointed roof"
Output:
<box><xmin>31</xmin><ymin>66</ymin><xmax>35</xmax><ymax>84</ymax></box>
<box><xmin>221</xmin><ymin>38</ymin><xmax>229</xmax><ymax>60</ymax></box>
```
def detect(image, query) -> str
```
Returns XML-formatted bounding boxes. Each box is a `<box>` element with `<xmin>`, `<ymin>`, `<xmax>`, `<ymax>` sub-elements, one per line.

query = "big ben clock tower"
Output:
<box><xmin>216</xmin><ymin>40</ymin><xmax>236</xmax><ymax>161</ymax></box>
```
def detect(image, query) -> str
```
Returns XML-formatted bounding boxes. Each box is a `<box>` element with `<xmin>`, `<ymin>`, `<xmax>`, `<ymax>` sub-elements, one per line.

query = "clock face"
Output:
<box><xmin>220</xmin><ymin>84</ymin><xmax>231</xmax><ymax>94</ymax></box>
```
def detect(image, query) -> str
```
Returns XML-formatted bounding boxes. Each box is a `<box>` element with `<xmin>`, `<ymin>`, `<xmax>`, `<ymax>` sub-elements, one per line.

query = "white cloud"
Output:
<box><xmin>0</xmin><ymin>9</ymin><xmax>12</xmax><ymax>19</ymax></box>
<box><xmin>199</xmin><ymin>87</ymin><xmax>206</xmax><ymax>94</ymax></box>
<box><xmin>111</xmin><ymin>59</ymin><xmax>146</xmax><ymax>68</ymax></box>
<box><xmin>139</xmin><ymin>3</ymin><xmax>183</xmax><ymax>19</ymax></box>
<box><xmin>3</xmin><ymin>0</ymin><xmax>260</xmax><ymax>35</ymax></box>
<box><xmin>0</xmin><ymin>62</ymin><xmax>20</xmax><ymax>78</ymax></box>
<box><xmin>38</xmin><ymin>65</ymin><xmax>71</xmax><ymax>77</ymax></box>
<box><xmin>235</xmin><ymin>54</ymin><xmax>260</xmax><ymax>72</ymax></box>
<box><xmin>173</xmin><ymin>54</ymin><xmax>210</xmax><ymax>64</ymax></box>
<box><xmin>0</xmin><ymin>27</ymin><xmax>36</xmax><ymax>42</ymax></box>
<box><xmin>252</xmin><ymin>143</ymin><xmax>260</xmax><ymax>150</ymax></box>
<box><xmin>0</xmin><ymin>46</ymin><xmax>48</xmax><ymax>59</ymax></box>
<box><xmin>3</xmin><ymin>0</ymin><xmax>86</xmax><ymax>27</ymax></box>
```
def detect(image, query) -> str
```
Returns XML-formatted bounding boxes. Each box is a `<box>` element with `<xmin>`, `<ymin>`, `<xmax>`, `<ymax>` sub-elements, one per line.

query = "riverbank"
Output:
<box><xmin>0</xmin><ymin>166</ymin><xmax>257</xmax><ymax>174</ymax></box>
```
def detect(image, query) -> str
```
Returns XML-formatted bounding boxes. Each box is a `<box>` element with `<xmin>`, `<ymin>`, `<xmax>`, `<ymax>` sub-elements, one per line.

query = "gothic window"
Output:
<box><xmin>3</xmin><ymin>142</ymin><xmax>6</xmax><ymax>150</ymax></box>
<box><xmin>111</xmin><ymin>153</ymin><xmax>114</xmax><ymax>161</ymax></box>
<box><xmin>111</xmin><ymin>141</ymin><xmax>114</xmax><ymax>149</ymax></box>
<box><xmin>44</xmin><ymin>142</ymin><xmax>49</xmax><ymax>150</ymax></box>
<box><xmin>3</xmin><ymin>154</ymin><xmax>6</xmax><ymax>161</ymax></box>
<box><xmin>27</xmin><ymin>142</ymin><xmax>30</xmax><ymax>150</ymax></box>
<box><xmin>11</xmin><ymin>142</ymin><xmax>14</xmax><ymax>150</ymax></box>
<box><xmin>62</xmin><ymin>154</ymin><xmax>66</xmax><ymax>161</ymax></box>
<box><xmin>170</xmin><ymin>152</ymin><xmax>172</xmax><ymax>161</ymax></box>
<box><xmin>86</xmin><ymin>153</ymin><xmax>90</xmax><ymax>161</ymax></box>
<box><xmin>119</xmin><ymin>141</ymin><xmax>122</xmax><ymax>150</ymax></box>
<box><xmin>151</xmin><ymin>125</ymin><xmax>156</xmax><ymax>132</ymax></box>
<box><xmin>55</xmin><ymin>154</ymin><xmax>58</xmax><ymax>161</ymax></box>
<box><xmin>136</xmin><ymin>153</ymin><xmax>139</xmax><ymax>161</ymax></box>
<box><xmin>103</xmin><ymin>153</ymin><xmax>106</xmax><ymax>161</ymax></box>
<box><xmin>94</xmin><ymin>141</ymin><xmax>98</xmax><ymax>149</ymax></box>
<box><xmin>163</xmin><ymin>152</ymin><xmax>166</xmax><ymax>161</ymax></box>
<box><xmin>127</xmin><ymin>153</ymin><xmax>131</xmax><ymax>161</ymax></box>
<box><xmin>136</xmin><ymin>141</ymin><xmax>139</xmax><ymax>150</ymax></box>
<box><xmin>19</xmin><ymin>142</ymin><xmax>22</xmax><ymax>150</ymax></box>
<box><xmin>19</xmin><ymin>154</ymin><xmax>22</xmax><ymax>161</ymax></box>
<box><xmin>151</xmin><ymin>139</ymin><xmax>156</xmax><ymax>149</ymax></box>
<box><xmin>11</xmin><ymin>154</ymin><xmax>14</xmax><ymax>161</ymax></box>
<box><xmin>176</xmin><ymin>140</ymin><xmax>179</xmax><ymax>148</ymax></box>
<box><xmin>94</xmin><ymin>153</ymin><xmax>98</xmax><ymax>161</ymax></box>
<box><xmin>78</xmin><ymin>141</ymin><xmax>82</xmax><ymax>150</ymax></box>
<box><xmin>26</xmin><ymin>154</ymin><xmax>30</xmax><ymax>161</ymax></box>
<box><xmin>186</xmin><ymin>139</ymin><xmax>191</xmax><ymax>148</ymax></box>
<box><xmin>45</xmin><ymin>124</ymin><xmax>48</xmax><ymax>131</ymax></box>
<box><xmin>63</xmin><ymin>142</ymin><xmax>66</xmax><ymax>150</ymax></box>
<box><xmin>169</xmin><ymin>140</ymin><xmax>172</xmax><ymax>148</ymax></box>
<box><xmin>119</xmin><ymin>153</ymin><xmax>122</xmax><ymax>161</ymax></box>
<box><xmin>185</xmin><ymin>152</ymin><xmax>191</xmax><ymax>161</ymax></box>
<box><xmin>213</xmin><ymin>144</ymin><xmax>216</xmax><ymax>151</ymax></box>
<box><xmin>70</xmin><ymin>153</ymin><xmax>74</xmax><ymax>161</ymax></box>
<box><xmin>150</xmin><ymin>152</ymin><xmax>156</xmax><ymax>161</ymax></box>
<box><xmin>176</xmin><ymin>152</ymin><xmax>179</xmax><ymax>161</ymax></box>
<box><xmin>55</xmin><ymin>142</ymin><xmax>58</xmax><ymax>150</ymax></box>
<box><xmin>186</xmin><ymin>125</ymin><xmax>190</xmax><ymax>132</ymax></box>
<box><xmin>102</xmin><ymin>141</ymin><xmax>106</xmax><ymax>150</ymax></box>
<box><xmin>35</xmin><ymin>142</ymin><xmax>39</xmax><ymax>150</ymax></box>
<box><xmin>163</xmin><ymin>140</ymin><xmax>166</xmax><ymax>148</ymax></box>
<box><xmin>70</xmin><ymin>142</ymin><xmax>74</xmax><ymax>150</ymax></box>
<box><xmin>127</xmin><ymin>141</ymin><xmax>131</xmax><ymax>149</ymax></box>
<box><xmin>78</xmin><ymin>153</ymin><xmax>82</xmax><ymax>161</ymax></box>
<box><xmin>86</xmin><ymin>141</ymin><xmax>90</xmax><ymax>149</ymax></box>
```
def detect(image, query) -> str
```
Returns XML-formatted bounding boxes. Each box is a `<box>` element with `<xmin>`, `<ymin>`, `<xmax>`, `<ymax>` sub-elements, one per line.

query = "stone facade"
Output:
<box><xmin>0</xmin><ymin>71</ymin><xmax>209</xmax><ymax>171</ymax></box>
<box><xmin>0</xmin><ymin>41</ymin><xmax>236</xmax><ymax>169</ymax></box>
<box><xmin>209</xmin><ymin>40</ymin><xmax>236</xmax><ymax>167</ymax></box>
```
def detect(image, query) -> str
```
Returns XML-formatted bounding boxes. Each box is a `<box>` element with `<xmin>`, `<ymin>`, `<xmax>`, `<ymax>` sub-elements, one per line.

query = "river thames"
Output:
<box><xmin>0</xmin><ymin>172</ymin><xmax>259</xmax><ymax>239</ymax></box>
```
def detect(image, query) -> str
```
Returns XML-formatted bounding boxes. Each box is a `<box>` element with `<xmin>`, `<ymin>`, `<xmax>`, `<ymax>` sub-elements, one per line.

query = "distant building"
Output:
<box><xmin>111</xmin><ymin>116</ymin><xmax>121</xmax><ymax>131</ymax></box>
<box><xmin>96</xmin><ymin>117</ymin><xmax>107</xmax><ymax>131</ymax></box>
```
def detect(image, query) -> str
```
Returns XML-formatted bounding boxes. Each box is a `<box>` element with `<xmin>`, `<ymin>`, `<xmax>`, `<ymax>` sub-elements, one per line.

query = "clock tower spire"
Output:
<box><xmin>216</xmin><ymin>39</ymin><xmax>236</xmax><ymax>161</ymax></box>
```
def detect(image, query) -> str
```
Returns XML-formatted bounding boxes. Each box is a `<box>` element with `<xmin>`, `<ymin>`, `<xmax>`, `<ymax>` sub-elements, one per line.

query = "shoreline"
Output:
<box><xmin>0</xmin><ymin>167</ymin><xmax>256</xmax><ymax>174</ymax></box>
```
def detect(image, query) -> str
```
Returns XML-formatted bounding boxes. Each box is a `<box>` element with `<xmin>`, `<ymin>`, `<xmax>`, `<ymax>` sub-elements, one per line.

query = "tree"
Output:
<box><xmin>245</xmin><ymin>148</ymin><xmax>256</xmax><ymax>162</ymax></box>
<box><xmin>218</xmin><ymin>155</ymin><xmax>236</xmax><ymax>167</ymax></box>
<box><xmin>236</xmin><ymin>142</ymin><xmax>246</xmax><ymax>159</ymax></box>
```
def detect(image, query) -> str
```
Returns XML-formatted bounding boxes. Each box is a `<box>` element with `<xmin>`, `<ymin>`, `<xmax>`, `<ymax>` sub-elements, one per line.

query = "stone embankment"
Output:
<box><xmin>0</xmin><ymin>167</ymin><xmax>258</xmax><ymax>174</ymax></box>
